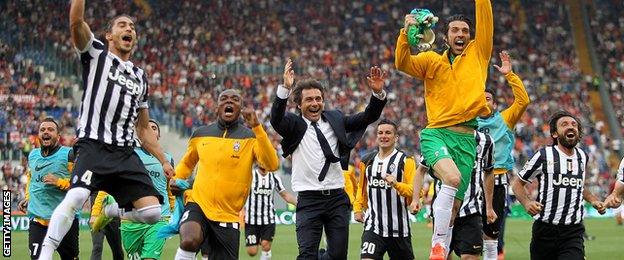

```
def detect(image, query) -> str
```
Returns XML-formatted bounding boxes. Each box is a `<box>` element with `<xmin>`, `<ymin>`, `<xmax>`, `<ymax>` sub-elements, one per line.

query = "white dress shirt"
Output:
<box><xmin>276</xmin><ymin>85</ymin><xmax>385</xmax><ymax>192</ymax></box>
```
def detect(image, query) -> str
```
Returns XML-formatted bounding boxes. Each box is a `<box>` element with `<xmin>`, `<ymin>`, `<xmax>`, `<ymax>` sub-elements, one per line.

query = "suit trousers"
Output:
<box><xmin>296</xmin><ymin>188</ymin><xmax>351</xmax><ymax>260</ymax></box>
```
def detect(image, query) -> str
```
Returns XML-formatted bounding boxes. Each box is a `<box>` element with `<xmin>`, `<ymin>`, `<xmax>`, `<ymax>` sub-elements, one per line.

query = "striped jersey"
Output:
<box><xmin>517</xmin><ymin>145</ymin><xmax>588</xmax><ymax>225</ymax></box>
<box><xmin>495</xmin><ymin>173</ymin><xmax>508</xmax><ymax>186</ymax></box>
<box><xmin>27</xmin><ymin>146</ymin><xmax>73</xmax><ymax>220</ymax></box>
<box><xmin>361</xmin><ymin>149</ymin><xmax>412</xmax><ymax>237</ymax></box>
<box><xmin>77</xmin><ymin>33</ymin><xmax>149</xmax><ymax>147</ymax></box>
<box><xmin>244</xmin><ymin>169</ymin><xmax>286</xmax><ymax>225</ymax></box>
<box><xmin>617</xmin><ymin>157</ymin><xmax>624</xmax><ymax>184</ymax></box>
<box><xmin>426</xmin><ymin>131</ymin><xmax>494</xmax><ymax>217</ymax></box>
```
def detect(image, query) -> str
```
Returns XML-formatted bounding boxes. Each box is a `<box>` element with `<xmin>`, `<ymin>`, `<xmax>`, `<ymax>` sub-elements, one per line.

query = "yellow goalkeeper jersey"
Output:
<box><xmin>395</xmin><ymin>0</ymin><xmax>493</xmax><ymax>128</ymax></box>
<box><xmin>174</xmin><ymin>121</ymin><xmax>279</xmax><ymax>223</ymax></box>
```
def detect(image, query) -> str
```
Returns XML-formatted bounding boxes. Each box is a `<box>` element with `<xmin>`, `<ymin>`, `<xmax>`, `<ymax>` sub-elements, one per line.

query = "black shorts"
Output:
<box><xmin>530</xmin><ymin>221</ymin><xmax>585</xmax><ymax>260</ymax></box>
<box><xmin>360</xmin><ymin>230</ymin><xmax>414</xmax><ymax>260</ymax></box>
<box><xmin>181</xmin><ymin>202</ymin><xmax>240</xmax><ymax>260</ymax></box>
<box><xmin>245</xmin><ymin>224</ymin><xmax>276</xmax><ymax>246</ymax></box>
<box><xmin>70</xmin><ymin>138</ymin><xmax>162</xmax><ymax>209</ymax></box>
<box><xmin>450</xmin><ymin>214</ymin><xmax>483</xmax><ymax>256</ymax></box>
<box><xmin>29</xmin><ymin>218</ymin><xmax>79</xmax><ymax>260</ymax></box>
<box><xmin>482</xmin><ymin>184</ymin><xmax>506</xmax><ymax>238</ymax></box>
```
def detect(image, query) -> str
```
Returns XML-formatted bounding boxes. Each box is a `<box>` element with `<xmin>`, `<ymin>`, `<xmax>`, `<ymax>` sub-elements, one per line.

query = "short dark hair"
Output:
<box><xmin>548</xmin><ymin>111</ymin><xmax>583</xmax><ymax>144</ymax></box>
<box><xmin>377</xmin><ymin>119</ymin><xmax>399</xmax><ymax>134</ymax></box>
<box><xmin>485</xmin><ymin>88</ymin><xmax>496</xmax><ymax>100</ymax></box>
<box><xmin>148</xmin><ymin>119</ymin><xmax>160</xmax><ymax>135</ymax></box>
<box><xmin>443</xmin><ymin>14</ymin><xmax>474</xmax><ymax>37</ymax></box>
<box><xmin>39</xmin><ymin>117</ymin><xmax>59</xmax><ymax>130</ymax></box>
<box><xmin>105</xmin><ymin>14</ymin><xmax>134</xmax><ymax>33</ymax></box>
<box><xmin>292</xmin><ymin>78</ymin><xmax>325</xmax><ymax>105</ymax></box>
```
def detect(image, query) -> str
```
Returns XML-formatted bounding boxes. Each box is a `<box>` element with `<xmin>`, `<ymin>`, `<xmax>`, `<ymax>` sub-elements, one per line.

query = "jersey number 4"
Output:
<box><xmin>80</xmin><ymin>170</ymin><xmax>93</xmax><ymax>185</ymax></box>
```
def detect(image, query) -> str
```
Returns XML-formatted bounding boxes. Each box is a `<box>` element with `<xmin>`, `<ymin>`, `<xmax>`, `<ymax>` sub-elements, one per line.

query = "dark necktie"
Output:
<box><xmin>312</xmin><ymin>121</ymin><xmax>340</xmax><ymax>181</ymax></box>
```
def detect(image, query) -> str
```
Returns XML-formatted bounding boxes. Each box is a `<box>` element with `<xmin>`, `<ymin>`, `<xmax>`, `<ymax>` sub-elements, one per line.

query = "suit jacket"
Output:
<box><xmin>270</xmin><ymin>93</ymin><xmax>387</xmax><ymax>170</ymax></box>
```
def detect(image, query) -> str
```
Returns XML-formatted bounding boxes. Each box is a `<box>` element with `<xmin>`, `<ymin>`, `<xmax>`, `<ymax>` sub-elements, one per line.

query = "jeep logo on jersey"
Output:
<box><xmin>148</xmin><ymin>170</ymin><xmax>160</xmax><ymax>178</ymax></box>
<box><xmin>369</xmin><ymin>177</ymin><xmax>392</xmax><ymax>189</ymax></box>
<box><xmin>253</xmin><ymin>188</ymin><xmax>273</xmax><ymax>195</ymax></box>
<box><xmin>108</xmin><ymin>70</ymin><xmax>143</xmax><ymax>96</ymax></box>
<box><xmin>552</xmin><ymin>174</ymin><xmax>583</xmax><ymax>189</ymax></box>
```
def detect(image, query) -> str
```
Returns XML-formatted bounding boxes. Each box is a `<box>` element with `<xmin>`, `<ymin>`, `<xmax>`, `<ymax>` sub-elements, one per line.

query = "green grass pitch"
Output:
<box><xmin>8</xmin><ymin>218</ymin><xmax>622</xmax><ymax>259</ymax></box>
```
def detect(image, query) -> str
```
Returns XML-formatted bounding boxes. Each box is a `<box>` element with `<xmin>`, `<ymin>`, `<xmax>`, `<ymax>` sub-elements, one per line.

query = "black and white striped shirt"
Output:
<box><xmin>77</xmin><ymin>34</ymin><xmax>149</xmax><ymax>147</ymax></box>
<box><xmin>617</xmin><ymin>157</ymin><xmax>624</xmax><ymax>184</ymax></box>
<box><xmin>362</xmin><ymin>149</ymin><xmax>411</xmax><ymax>237</ymax></box>
<box><xmin>495</xmin><ymin>173</ymin><xmax>508</xmax><ymax>186</ymax></box>
<box><xmin>426</xmin><ymin>132</ymin><xmax>494</xmax><ymax>217</ymax></box>
<box><xmin>517</xmin><ymin>146</ymin><xmax>588</xmax><ymax>225</ymax></box>
<box><xmin>244</xmin><ymin>169</ymin><xmax>286</xmax><ymax>225</ymax></box>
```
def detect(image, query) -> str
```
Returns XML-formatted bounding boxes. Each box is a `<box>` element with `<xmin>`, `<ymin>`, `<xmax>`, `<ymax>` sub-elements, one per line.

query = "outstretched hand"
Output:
<box><xmin>283</xmin><ymin>59</ymin><xmax>295</xmax><ymax>89</ymax></box>
<box><xmin>367</xmin><ymin>66</ymin><xmax>387</xmax><ymax>94</ymax></box>
<box><xmin>493</xmin><ymin>51</ymin><xmax>512</xmax><ymax>74</ymax></box>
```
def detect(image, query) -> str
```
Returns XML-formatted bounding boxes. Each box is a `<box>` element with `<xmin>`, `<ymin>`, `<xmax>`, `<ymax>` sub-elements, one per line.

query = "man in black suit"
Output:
<box><xmin>270</xmin><ymin>59</ymin><xmax>388</xmax><ymax>259</ymax></box>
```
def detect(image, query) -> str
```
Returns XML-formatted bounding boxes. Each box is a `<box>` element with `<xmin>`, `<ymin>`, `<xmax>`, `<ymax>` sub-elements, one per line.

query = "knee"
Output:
<box><xmin>444</xmin><ymin>172</ymin><xmax>461</xmax><ymax>188</ymax></box>
<box><xmin>247</xmin><ymin>246</ymin><xmax>258</xmax><ymax>256</ymax></box>
<box><xmin>62</xmin><ymin>188</ymin><xmax>91</xmax><ymax>211</ymax></box>
<box><xmin>179</xmin><ymin>236</ymin><xmax>202</xmax><ymax>252</ymax></box>
<box><xmin>260</xmin><ymin>240</ymin><xmax>271</xmax><ymax>252</ymax></box>
<box><xmin>138</xmin><ymin>205</ymin><xmax>161</xmax><ymax>224</ymax></box>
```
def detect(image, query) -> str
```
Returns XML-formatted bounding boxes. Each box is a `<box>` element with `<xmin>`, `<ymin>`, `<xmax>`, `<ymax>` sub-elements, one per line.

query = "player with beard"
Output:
<box><xmin>172</xmin><ymin>89</ymin><xmax>279</xmax><ymax>260</ymax></box>
<box><xmin>512</xmin><ymin>111</ymin><xmax>606</xmax><ymax>260</ymax></box>
<box><xmin>396</xmin><ymin>1</ymin><xmax>493</xmax><ymax>259</ymax></box>
<box><xmin>18</xmin><ymin>118</ymin><xmax>78</xmax><ymax>259</ymax></box>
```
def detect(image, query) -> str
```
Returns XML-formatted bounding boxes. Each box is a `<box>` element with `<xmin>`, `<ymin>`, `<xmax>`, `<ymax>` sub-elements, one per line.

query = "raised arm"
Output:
<box><xmin>395</xmin><ymin>15</ymin><xmax>432</xmax><ymax>79</ymax></box>
<box><xmin>343</xmin><ymin>66</ymin><xmax>388</xmax><ymax>132</ymax></box>
<box><xmin>495</xmin><ymin>51</ymin><xmax>530</xmax><ymax>128</ymax></box>
<box><xmin>270</xmin><ymin>59</ymin><xmax>296</xmax><ymax>135</ymax></box>
<box><xmin>474</xmin><ymin>0</ymin><xmax>494</xmax><ymax>63</ymax></box>
<box><xmin>70</xmin><ymin>0</ymin><xmax>93</xmax><ymax>52</ymax></box>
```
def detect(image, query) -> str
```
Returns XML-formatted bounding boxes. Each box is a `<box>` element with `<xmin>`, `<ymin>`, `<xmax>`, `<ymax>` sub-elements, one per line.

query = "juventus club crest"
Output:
<box><xmin>388</xmin><ymin>163</ymin><xmax>396</xmax><ymax>173</ymax></box>
<box><xmin>233</xmin><ymin>141</ymin><xmax>241</xmax><ymax>152</ymax></box>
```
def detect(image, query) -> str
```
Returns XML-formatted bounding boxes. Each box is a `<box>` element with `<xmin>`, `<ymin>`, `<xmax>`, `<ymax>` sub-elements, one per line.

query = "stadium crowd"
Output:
<box><xmin>589</xmin><ymin>0</ymin><xmax>624</xmax><ymax>138</ymax></box>
<box><xmin>1</xmin><ymin>0</ymin><xmax>622</xmax><ymax>206</ymax></box>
